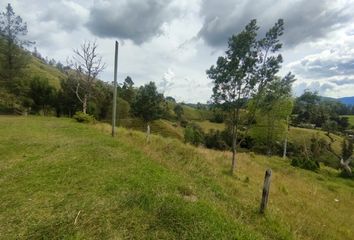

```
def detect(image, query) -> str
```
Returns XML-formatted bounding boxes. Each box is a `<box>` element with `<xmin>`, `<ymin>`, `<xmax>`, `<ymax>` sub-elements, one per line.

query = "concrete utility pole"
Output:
<box><xmin>112</xmin><ymin>41</ymin><xmax>119</xmax><ymax>137</ymax></box>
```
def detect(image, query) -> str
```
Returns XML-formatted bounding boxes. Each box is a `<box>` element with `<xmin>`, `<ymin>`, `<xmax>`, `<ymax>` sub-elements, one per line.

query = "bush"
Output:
<box><xmin>210</xmin><ymin>111</ymin><xmax>225</xmax><ymax>123</ymax></box>
<box><xmin>180</xmin><ymin>117</ymin><xmax>189</xmax><ymax>128</ymax></box>
<box><xmin>184</xmin><ymin>123</ymin><xmax>204</xmax><ymax>146</ymax></box>
<box><xmin>205</xmin><ymin>130</ymin><xmax>229</xmax><ymax>150</ymax></box>
<box><xmin>73</xmin><ymin>111</ymin><xmax>95</xmax><ymax>123</ymax></box>
<box><xmin>291</xmin><ymin>157</ymin><xmax>320</xmax><ymax>171</ymax></box>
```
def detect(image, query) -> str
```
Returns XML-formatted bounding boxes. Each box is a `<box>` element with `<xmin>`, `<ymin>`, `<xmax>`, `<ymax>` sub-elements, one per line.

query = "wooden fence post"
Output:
<box><xmin>260</xmin><ymin>168</ymin><xmax>272</xmax><ymax>214</ymax></box>
<box><xmin>146</xmin><ymin>124</ymin><xmax>151</xmax><ymax>143</ymax></box>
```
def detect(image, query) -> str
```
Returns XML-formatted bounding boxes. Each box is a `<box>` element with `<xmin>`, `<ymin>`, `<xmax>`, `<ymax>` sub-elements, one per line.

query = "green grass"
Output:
<box><xmin>1</xmin><ymin>116</ymin><xmax>354</xmax><ymax>239</ymax></box>
<box><xmin>195</xmin><ymin>120</ymin><xmax>225</xmax><ymax>132</ymax></box>
<box><xmin>341</xmin><ymin>115</ymin><xmax>354</xmax><ymax>127</ymax></box>
<box><xmin>24</xmin><ymin>57</ymin><xmax>65</xmax><ymax>88</ymax></box>
<box><xmin>288</xmin><ymin>127</ymin><xmax>343</xmax><ymax>155</ymax></box>
<box><xmin>182</xmin><ymin>105</ymin><xmax>213</xmax><ymax>121</ymax></box>
<box><xmin>119</xmin><ymin>118</ymin><xmax>184</xmax><ymax>140</ymax></box>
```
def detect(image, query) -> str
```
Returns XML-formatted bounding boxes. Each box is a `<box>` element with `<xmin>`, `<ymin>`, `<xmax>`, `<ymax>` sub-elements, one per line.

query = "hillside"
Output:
<box><xmin>24</xmin><ymin>57</ymin><xmax>65</xmax><ymax>88</ymax></box>
<box><xmin>1</xmin><ymin>116</ymin><xmax>353</xmax><ymax>239</ymax></box>
<box><xmin>338</xmin><ymin>97</ymin><xmax>354</xmax><ymax>105</ymax></box>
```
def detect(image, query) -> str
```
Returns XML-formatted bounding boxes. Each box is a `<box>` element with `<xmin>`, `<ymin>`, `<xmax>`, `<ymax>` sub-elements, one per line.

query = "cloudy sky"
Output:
<box><xmin>6</xmin><ymin>0</ymin><xmax>354</xmax><ymax>102</ymax></box>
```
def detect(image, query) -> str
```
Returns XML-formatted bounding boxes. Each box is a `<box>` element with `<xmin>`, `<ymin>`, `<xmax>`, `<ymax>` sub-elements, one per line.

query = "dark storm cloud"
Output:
<box><xmin>86</xmin><ymin>0</ymin><xmax>180</xmax><ymax>45</ymax></box>
<box><xmin>198</xmin><ymin>0</ymin><xmax>352</xmax><ymax>48</ymax></box>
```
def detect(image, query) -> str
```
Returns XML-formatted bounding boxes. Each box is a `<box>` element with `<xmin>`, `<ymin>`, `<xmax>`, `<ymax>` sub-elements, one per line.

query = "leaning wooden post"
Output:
<box><xmin>260</xmin><ymin>169</ymin><xmax>272</xmax><ymax>214</ymax></box>
<box><xmin>146</xmin><ymin>124</ymin><xmax>151</xmax><ymax>143</ymax></box>
<box><xmin>111</xmin><ymin>41</ymin><xmax>119</xmax><ymax>137</ymax></box>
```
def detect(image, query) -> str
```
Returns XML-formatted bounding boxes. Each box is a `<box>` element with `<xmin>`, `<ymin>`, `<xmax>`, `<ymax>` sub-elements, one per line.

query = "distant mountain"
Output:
<box><xmin>318</xmin><ymin>96</ymin><xmax>354</xmax><ymax>105</ymax></box>
<box><xmin>337</xmin><ymin>97</ymin><xmax>354</xmax><ymax>105</ymax></box>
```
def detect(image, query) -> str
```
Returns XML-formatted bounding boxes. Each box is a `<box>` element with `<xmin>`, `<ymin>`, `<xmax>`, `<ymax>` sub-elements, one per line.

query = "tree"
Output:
<box><xmin>174</xmin><ymin>104</ymin><xmax>184</xmax><ymax>121</ymax></box>
<box><xmin>132</xmin><ymin>82</ymin><xmax>165</xmax><ymax>123</ymax></box>
<box><xmin>0</xmin><ymin>3</ymin><xmax>31</xmax><ymax>91</ymax></box>
<box><xmin>55</xmin><ymin>77</ymin><xmax>81</xmax><ymax>117</ymax></box>
<box><xmin>120</xmin><ymin>76</ymin><xmax>136</xmax><ymax>104</ymax></box>
<box><xmin>250</xmin><ymin>74</ymin><xmax>295</xmax><ymax>155</ymax></box>
<box><xmin>28</xmin><ymin>76</ymin><xmax>56</xmax><ymax>115</ymax></box>
<box><xmin>207</xmin><ymin>19</ymin><xmax>285</xmax><ymax>174</ymax></box>
<box><xmin>70</xmin><ymin>41</ymin><xmax>105</xmax><ymax>114</ymax></box>
<box><xmin>184</xmin><ymin>123</ymin><xmax>204</xmax><ymax>146</ymax></box>
<box><xmin>322</xmin><ymin>120</ymin><xmax>337</xmax><ymax>136</ymax></box>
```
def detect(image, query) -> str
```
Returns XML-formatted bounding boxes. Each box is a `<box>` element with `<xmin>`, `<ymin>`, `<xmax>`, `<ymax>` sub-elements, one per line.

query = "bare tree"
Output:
<box><xmin>70</xmin><ymin>41</ymin><xmax>105</xmax><ymax>114</ymax></box>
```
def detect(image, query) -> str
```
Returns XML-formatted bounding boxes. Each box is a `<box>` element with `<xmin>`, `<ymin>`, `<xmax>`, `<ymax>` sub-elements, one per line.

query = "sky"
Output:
<box><xmin>5</xmin><ymin>0</ymin><xmax>354</xmax><ymax>103</ymax></box>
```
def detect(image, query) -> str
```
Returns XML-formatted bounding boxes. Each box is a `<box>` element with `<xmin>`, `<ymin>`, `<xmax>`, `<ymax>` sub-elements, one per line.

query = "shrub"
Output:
<box><xmin>210</xmin><ymin>111</ymin><xmax>225</xmax><ymax>123</ymax></box>
<box><xmin>180</xmin><ymin>117</ymin><xmax>189</xmax><ymax>128</ymax></box>
<box><xmin>73</xmin><ymin>111</ymin><xmax>95</xmax><ymax>123</ymax></box>
<box><xmin>291</xmin><ymin>157</ymin><xmax>320</xmax><ymax>171</ymax></box>
<box><xmin>184</xmin><ymin>123</ymin><xmax>204</xmax><ymax>146</ymax></box>
<box><xmin>205</xmin><ymin>130</ymin><xmax>229</xmax><ymax>150</ymax></box>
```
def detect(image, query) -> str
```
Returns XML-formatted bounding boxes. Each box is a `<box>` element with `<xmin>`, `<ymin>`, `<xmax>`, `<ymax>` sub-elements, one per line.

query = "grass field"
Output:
<box><xmin>195</xmin><ymin>120</ymin><xmax>225</xmax><ymax>132</ymax></box>
<box><xmin>1</xmin><ymin>116</ymin><xmax>354</xmax><ymax>239</ymax></box>
<box><xmin>182</xmin><ymin>105</ymin><xmax>213</xmax><ymax>121</ymax></box>
<box><xmin>341</xmin><ymin>115</ymin><xmax>354</xmax><ymax>127</ymax></box>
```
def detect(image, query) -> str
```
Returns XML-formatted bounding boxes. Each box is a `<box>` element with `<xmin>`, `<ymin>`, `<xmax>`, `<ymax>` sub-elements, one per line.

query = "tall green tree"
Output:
<box><xmin>0</xmin><ymin>3</ymin><xmax>31</xmax><ymax>91</ymax></box>
<box><xmin>207</xmin><ymin>19</ymin><xmax>285</xmax><ymax>174</ymax></box>
<box><xmin>250</xmin><ymin>74</ymin><xmax>295</xmax><ymax>155</ymax></box>
<box><xmin>28</xmin><ymin>76</ymin><xmax>56</xmax><ymax>115</ymax></box>
<box><xmin>120</xmin><ymin>76</ymin><xmax>136</xmax><ymax>104</ymax></box>
<box><xmin>174</xmin><ymin>104</ymin><xmax>184</xmax><ymax>121</ymax></box>
<box><xmin>132</xmin><ymin>82</ymin><xmax>165</xmax><ymax>123</ymax></box>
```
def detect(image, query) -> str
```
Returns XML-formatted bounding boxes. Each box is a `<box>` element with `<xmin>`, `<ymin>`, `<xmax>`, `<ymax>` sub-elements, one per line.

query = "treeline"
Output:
<box><xmin>0</xmin><ymin>4</ymin><xmax>172</xmax><ymax>123</ymax></box>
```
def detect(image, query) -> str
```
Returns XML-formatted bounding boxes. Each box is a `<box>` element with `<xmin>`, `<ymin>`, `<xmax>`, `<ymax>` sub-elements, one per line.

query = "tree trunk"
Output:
<box><xmin>146</xmin><ymin>124</ymin><xmax>151</xmax><ymax>143</ymax></box>
<box><xmin>231</xmin><ymin>107</ymin><xmax>239</xmax><ymax>174</ymax></box>
<box><xmin>82</xmin><ymin>95</ymin><xmax>87</xmax><ymax>114</ymax></box>
<box><xmin>231</xmin><ymin>124</ymin><xmax>237</xmax><ymax>173</ymax></box>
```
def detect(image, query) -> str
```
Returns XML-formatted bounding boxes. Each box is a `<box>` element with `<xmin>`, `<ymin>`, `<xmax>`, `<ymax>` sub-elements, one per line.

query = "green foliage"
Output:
<box><xmin>293</xmin><ymin>90</ymin><xmax>350</xmax><ymax>131</ymax></box>
<box><xmin>0</xmin><ymin>4</ymin><xmax>31</xmax><ymax>91</ymax></box>
<box><xmin>28</xmin><ymin>76</ymin><xmax>57</xmax><ymax>114</ymax></box>
<box><xmin>0</xmin><ymin>88</ymin><xmax>25</xmax><ymax>113</ymax></box>
<box><xmin>205</xmin><ymin>129</ymin><xmax>229</xmax><ymax>150</ymax></box>
<box><xmin>250</xmin><ymin>75</ymin><xmax>295</xmax><ymax>155</ymax></box>
<box><xmin>207</xmin><ymin>19</ymin><xmax>287</xmax><ymax>172</ymax></box>
<box><xmin>290</xmin><ymin>135</ymin><xmax>331</xmax><ymax>171</ymax></box>
<box><xmin>120</xmin><ymin>76</ymin><xmax>136</xmax><ymax>104</ymax></box>
<box><xmin>184</xmin><ymin>123</ymin><xmax>204</xmax><ymax>146</ymax></box>
<box><xmin>73</xmin><ymin>111</ymin><xmax>95</xmax><ymax>123</ymax></box>
<box><xmin>173</xmin><ymin>104</ymin><xmax>184</xmax><ymax>122</ymax></box>
<box><xmin>132</xmin><ymin>82</ymin><xmax>166</xmax><ymax>122</ymax></box>
<box><xmin>291</xmin><ymin>157</ymin><xmax>320</xmax><ymax>172</ymax></box>
<box><xmin>322</xmin><ymin>119</ymin><xmax>337</xmax><ymax>135</ymax></box>
<box><xmin>210</xmin><ymin>108</ymin><xmax>225</xmax><ymax>123</ymax></box>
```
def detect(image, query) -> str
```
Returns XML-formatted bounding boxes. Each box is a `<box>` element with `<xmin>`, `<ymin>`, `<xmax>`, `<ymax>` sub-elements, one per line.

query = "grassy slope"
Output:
<box><xmin>341</xmin><ymin>115</ymin><xmax>354</xmax><ymax>127</ymax></box>
<box><xmin>288</xmin><ymin>127</ymin><xmax>343</xmax><ymax>155</ymax></box>
<box><xmin>1</xmin><ymin>116</ymin><xmax>354</xmax><ymax>239</ymax></box>
<box><xmin>195</xmin><ymin>120</ymin><xmax>225</xmax><ymax>132</ymax></box>
<box><xmin>24</xmin><ymin>57</ymin><xmax>65</xmax><ymax>88</ymax></box>
<box><xmin>119</xmin><ymin>118</ymin><xmax>184</xmax><ymax>140</ymax></box>
<box><xmin>182</xmin><ymin>105</ymin><xmax>213</xmax><ymax>121</ymax></box>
